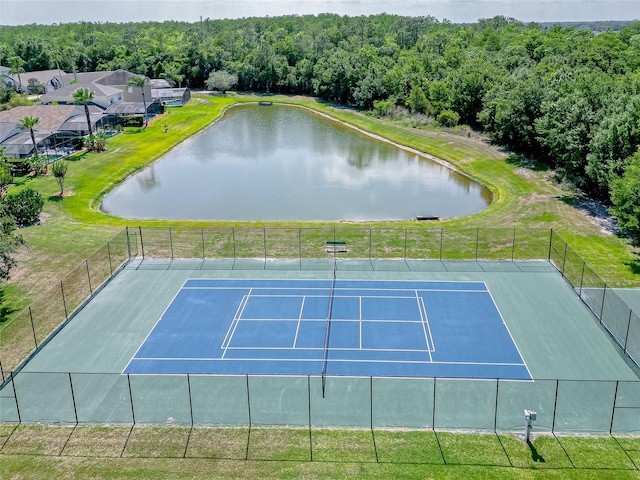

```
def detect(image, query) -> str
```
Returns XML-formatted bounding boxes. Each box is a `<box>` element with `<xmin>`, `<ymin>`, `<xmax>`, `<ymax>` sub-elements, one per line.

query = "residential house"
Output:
<box><xmin>43</xmin><ymin>69</ymin><xmax>152</xmax><ymax>105</ymax></box>
<box><xmin>0</xmin><ymin>104</ymin><xmax>106</xmax><ymax>158</ymax></box>
<box><xmin>1</xmin><ymin>66</ymin><xmax>67</xmax><ymax>94</ymax></box>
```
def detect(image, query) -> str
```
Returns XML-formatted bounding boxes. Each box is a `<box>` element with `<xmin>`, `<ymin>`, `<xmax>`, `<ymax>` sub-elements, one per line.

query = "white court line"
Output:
<box><xmin>359</xmin><ymin>296</ymin><xmax>363</xmax><ymax>350</ymax></box>
<box><xmin>221</xmin><ymin>294</ymin><xmax>248</xmax><ymax>349</ymax></box>
<box><xmin>420</xmin><ymin>296</ymin><xmax>436</xmax><ymax>354</ymax></box>
<box><xmin>483</xmin><ymin>282</ymin><xmax>534</xmax><ymax>380</ymax></box>
<box><xmin>231</xmin><ymin>317</ymin><xmax>426</xmax><ymax>323</ymax></box>
<box><xmin>293</xmin><ymin>296</ymin><xmax>306</xmax><ymax>348</ymax></box>
<box><xmin>221</xmin><ymin>288</ymin><xmax>253</xmax><ymax>359</ymax></box>
<box><xmin>223</xmin><ymin>346</ymin><xmax>440</xmax><ymax>353</ymax></box>
<box><xmin>415</xmin><ymin>291</ymin><xmax>433</xmax><ymax>362</ymax></box>
<box><xmin>130</xmin><ymin>356</ymin><xmax>527</xmax><ymax>367</ymax></box>
<box><xmin>121</xmin><ymin>279</ymin><xmax>189</xmax><ymax>374</ymax></box>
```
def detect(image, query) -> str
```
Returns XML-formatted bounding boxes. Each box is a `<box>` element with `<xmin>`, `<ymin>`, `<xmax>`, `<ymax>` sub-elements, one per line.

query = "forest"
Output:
<box><xmin>1</xmin><ymin>14</ymin><xmax>640</xmax><ymax>235</ymax></box>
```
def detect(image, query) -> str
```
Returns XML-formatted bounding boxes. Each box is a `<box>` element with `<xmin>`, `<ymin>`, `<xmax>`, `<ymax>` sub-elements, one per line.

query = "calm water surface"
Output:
<box><xmin>101</xmin><ymin>104</ymin><xmax>491</xmax><ymax>221</ymax></box>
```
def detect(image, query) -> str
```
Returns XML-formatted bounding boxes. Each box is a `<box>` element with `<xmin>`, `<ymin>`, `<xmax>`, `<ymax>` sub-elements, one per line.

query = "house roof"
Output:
<box><xmin>0</xmin><ymin>131</ymin><xmax>57</xmax><ymax>156</ymax></box>
<box><xmin>43</xmin><ymin>82</ymin><xmax>123</xmax><ymax>100</ymax></box>
<box><xmin>0</xmin><ymin>105</ymin><xmax>80</xmax><ymax>131</ymax></box>
<box><xmin>59</xmin><ymin>69</ymin><xmax>144</xmax><ymax>87</ymax></box>
<box><xmin>150</xmin><ymin>79</ymin><xmax>172</xmax><ymax>89</ymax></box>
<box><xmin>3</xmin><ymin>69</ymin><xmax>67</xmax><ymax>86</ymax></box>
<box><xmin>59</xmin><ymin>113</ymin><xmax>104</xmax><ymax>132</ymax></box>
<box><xmin>0</xmin><ymin>122</ymin><xmax>20</xmax><ymax>143</ymax></box>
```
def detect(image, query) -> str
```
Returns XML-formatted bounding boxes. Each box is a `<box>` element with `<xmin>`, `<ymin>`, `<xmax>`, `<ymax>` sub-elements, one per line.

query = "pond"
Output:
<box><xmin>100</xmin><ymin>104</ymin><xmax>492</xmax><ymax>221</ymax></box>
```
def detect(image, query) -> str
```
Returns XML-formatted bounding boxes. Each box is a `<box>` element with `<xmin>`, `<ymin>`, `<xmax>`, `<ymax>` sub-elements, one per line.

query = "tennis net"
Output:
<box><xmin>321</xmin><ymin>262</ymin><xmax>337</xmax><ymax>396</ymax></box>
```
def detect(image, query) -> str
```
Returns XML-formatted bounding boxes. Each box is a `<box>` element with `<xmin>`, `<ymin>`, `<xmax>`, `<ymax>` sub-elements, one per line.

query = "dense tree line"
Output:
<box><xmin>1</xmin><ymin>15</ymin><xmax>640</xmax><ymax>234</ymax></box>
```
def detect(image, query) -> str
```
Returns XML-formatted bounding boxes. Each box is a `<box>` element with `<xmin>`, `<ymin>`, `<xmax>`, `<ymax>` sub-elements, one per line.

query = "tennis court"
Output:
<box><xmin>1</xmin><ymin>227</ymin><xmax>639</xmax><ymax>432</ymax></box>
<box><xmin>124</xmin><ymin>278</ymin><xmax>530</xmax><ymax>379</ymax></box>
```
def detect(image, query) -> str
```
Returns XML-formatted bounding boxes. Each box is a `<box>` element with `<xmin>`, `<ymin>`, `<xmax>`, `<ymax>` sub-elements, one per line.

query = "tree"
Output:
<box><xmin>72</xmin><ymin>87</ymin><xmax>95</xmax><ymax>137</ymax></box>
<box><xmin>0</xmin><ymin>149</ymin><xmax>13</xmax><ymax>194</ymax></box>
<box><xmin>407</xmin><ymin>84</ymin><xmax>429</xmax><ymax>114</ymax></box>
<box><xmin>18</xmin><ymin>116</ymin><xmax>43</xmax><ymax>176</ymax></box>
<box><xmin>205</xmin><ymin>70</ymin><xmax>238</xmax><ymax>93</ymax></box>
<box><xmin>51</xmin><ymin>160</ymin><xmax>68</xmax><ymax>196</ymax></box>
<box><xmin>27</xmin><ymin>78</ymin><xmax>45</xmax><ymax>95</ymax></box>
<box><xmin>611</xmin><ymin>149</ymin><xmax>640</xmax><ymax>238</ymax></box>
<box><xmin>0</xmin><ymin>203</ymin><xmax>23</xmax><ymax>282</ymax></box>
<box><xmin>127</xmin><ymin>75</ymin><xmax>150</xmax><ymax>127</ymax></box>
<box><xmin>2</xmin><ymin>188</ymin><xmax>44</xmax><ymax>227</ymax></box>
<box><xmin>8</xmin><ymin>56</ymin><xmax>25</xmax><ymax>93</ymax></box>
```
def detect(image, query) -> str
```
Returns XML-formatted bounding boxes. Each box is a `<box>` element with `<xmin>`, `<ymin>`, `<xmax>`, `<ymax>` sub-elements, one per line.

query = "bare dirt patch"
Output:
<box><xmin>572</xmin><ymin>197</ymin><xmax>619</xmax><ymax>236</ymax></box>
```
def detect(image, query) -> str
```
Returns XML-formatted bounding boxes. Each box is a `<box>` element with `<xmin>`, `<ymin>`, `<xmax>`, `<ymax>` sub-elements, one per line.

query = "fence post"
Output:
<box><xmin>432</xmin><ymin>377</ymin><xmax>437</xmax><ymax>430</ymax></box>
<box><xmin>107</xmin><ymin>242</ymin><xmax>113</xmax><ymax>275</ymax></box>
<box><xmin>61</xmin><ymin>281</ymin><xmax>68</xmax><ymax>320</ymax></box>
<box><xmin>609</xmin><ymin>381</ymin><xmax>619</xmax><ymax>434</ymax></box>
<box><xmin>69</xmin><ymin>373</ymin><xmax>79</xmax><ymax>425</ymax></box>
<box><xmin>551</xmin><ymin>380</ymin><xmax>559</xmax><ymax>433</ymax></box>
<box><xmin>246</xmin><ymin>374</ymin><xmax>252</xmax><ymax>428</ymax></box>
<box><xmin>127</xmin><ymin>374</ymin><xmax>136</xmax><ymax>425</ymax></box>
<box><xmin>308</xmin><ymin>375</ymin><xmax>312</xmax><ymax>461</ymax></box>
<box><xmin>187</xmin><ymin>374</ymin><xmax>194</xmax><ymax>427</ymax></box>
<box><xmin>10</xmin><ymin>371</ymin><xmax>21</xmax><ymax>424</ymax></box>
<box><xmin>201</xmin><ymin>227</ymin><xmax>205</xmax><ymax>260</ymax></box>
<box><xmin>0</xmin><ymin>358</ymin><xmax>4</xmax><ymax>383</ymax></box>
<box><xmin>404</xmin><ymin>228</ymin><xmax>408</xmax><ymax>261</ymax></box>
<box><xmin>494</xmin><ymin>378</ymin><xmax>499</xmax><ymax>432</ymax></box>
<box><xmin>298</xmin><ymin>228</ymin><xmax>302</xmax><ymax>269</ymax></box>
<box><xmin>561</xmin><ymin>243</ymin><xmax>568</xmax><ymax>278</ymax></box>
<box><xmin>169</xmin><ymin>227</ymin><xmax>174</xmax><ymax>259</ymax></box>
<box><xmin>29</xmin><ymin>306</ymin><xmax>38</xmax><ymax>348</ymax></box>
<box><xmin>370</xmin><ymin>376</ymin><xmax>373</xmax><ymax>430</ymax></box>
<box><xmin>475</xmin><ymin>228</ymin><xmax>479</xmax><ymax>260</ymax></box>
<box><xmin>263</xmin><ymin>228</ymin><xmax>267</xmax><ymax>262</ymax></box>
<box><xmin>599</xmin><ymin>286</ymin><xmax>608</xmax><ymax>322</ymax></box>
<box><xmin>85</xmin><ymin>259</ymin><xmax>93</xmax><ymax>296</ymax></box>
<box><xmin>623</xmin><ymin>310</ymin><xmax>633</xmax><ymax>353</ymax></box>
<box><xmin>126</xmin><ymin>227</ymin><xmax>132</xmax><ymax>259</ymax></box>
<box><xmin>578</xmin><ymin>262</ymin><xmax>585</xmax><ymax>297</ymax></box>
<box><xmin>232</xmin><ymin>228</ymin><xmax>236</xmax><ymax>260</ymax></box>
<box><xmin>548</xmin><ymin>228</ymin><xmax>553</xmax><ymax>261</ymax></box>
<box><xmin>138</xmin><ymin>226</ymin><xmax>145</xmax><ymax>259</ymax></box>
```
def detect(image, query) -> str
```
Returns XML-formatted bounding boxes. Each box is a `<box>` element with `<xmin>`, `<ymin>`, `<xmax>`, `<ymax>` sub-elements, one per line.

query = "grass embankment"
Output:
<box><xmin>0</xmin><ymin>425</ymin><xmax>639</xmax><ymax>479</ymax></box>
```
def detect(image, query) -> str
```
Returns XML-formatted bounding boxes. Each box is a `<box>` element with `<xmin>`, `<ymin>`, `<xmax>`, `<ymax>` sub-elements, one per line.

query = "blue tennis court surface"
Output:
<box><xmin>124</xmin><ymin>279</ymin><xmax>531</xmax><ymax>379</ymax></box>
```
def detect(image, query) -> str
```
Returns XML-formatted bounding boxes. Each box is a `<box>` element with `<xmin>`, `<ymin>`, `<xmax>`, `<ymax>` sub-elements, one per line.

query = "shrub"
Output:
<box><xmin>2</xmin><ymin>188</ymin><xmax>44</xmax><ymax>226</ymax></box>
<box><xmin>437</xmin><ymin>109</ymin><xmax>460</xmax><ymax>127</ymax></box>
<box><xmin>8</xmin><ymin>159</ymin><xmax>30</xmax><ymax>176</ymax></box>
<box><xmin>121</xmin><ymin>116</ymin><xmax>144</xmax><ymax>127</ymax></box>
<box><xmin>373</xmin><ymin>100</ymin><xmax>395</xmax><ymax>117</ymax></box>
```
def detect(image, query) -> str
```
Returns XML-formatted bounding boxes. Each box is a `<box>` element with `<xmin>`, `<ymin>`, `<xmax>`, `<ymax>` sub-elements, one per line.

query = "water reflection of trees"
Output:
<box><xmin>136</xmin><ymin>166</ymin><xmax>159</xmax><ymax>192</ymax></box>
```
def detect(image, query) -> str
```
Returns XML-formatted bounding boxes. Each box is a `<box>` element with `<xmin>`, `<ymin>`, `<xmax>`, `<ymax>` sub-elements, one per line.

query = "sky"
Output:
<box><xmin>2</xmin><ymin>0</ymin><xmax>640</xmax><ymax>25</ymax></box>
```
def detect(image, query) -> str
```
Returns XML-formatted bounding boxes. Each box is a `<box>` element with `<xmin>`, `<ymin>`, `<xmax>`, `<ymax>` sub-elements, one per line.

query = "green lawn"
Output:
<box><xmin>0</xmin><ymin>425</ymin><xmax>639</xmax><ymax>479</ymax></box>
